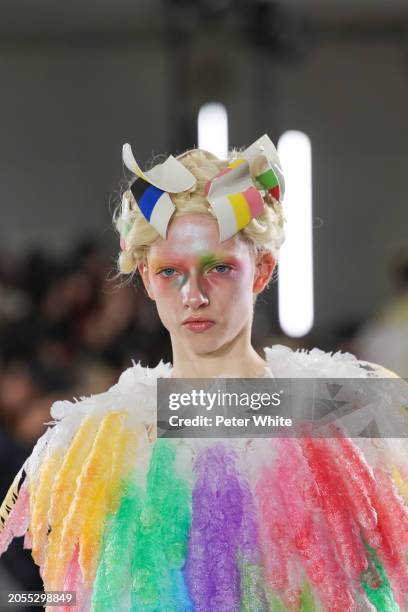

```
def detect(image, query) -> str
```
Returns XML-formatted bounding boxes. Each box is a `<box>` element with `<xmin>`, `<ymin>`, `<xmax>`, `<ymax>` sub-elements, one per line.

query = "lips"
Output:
<box><xmin>182</xmin><ymin>318</ymin><xmax>215</xmax><ymax>332</ymax></box>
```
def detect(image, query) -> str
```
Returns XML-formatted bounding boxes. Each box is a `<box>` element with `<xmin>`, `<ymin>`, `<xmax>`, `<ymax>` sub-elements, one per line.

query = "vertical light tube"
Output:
<box><xmin>278</xmin><ymin>131</ymin><xmax>314</xmax><ymax>337</ymax></box>
<box><xmin>197</xmin><ymin>103</ymin><xmax>228</xmax><ymax>158</ymax></box>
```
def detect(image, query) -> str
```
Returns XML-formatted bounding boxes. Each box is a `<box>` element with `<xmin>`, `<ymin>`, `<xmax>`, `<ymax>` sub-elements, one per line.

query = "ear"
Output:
<box><xmin>253</xmin><ymin>252</ymin><xmax>276</xmax><ymax>294</ymax></box>
<box><xmin>137</xmin><ymin>262</ymin><xmax>155</xmax><ymax>301</ymax></box>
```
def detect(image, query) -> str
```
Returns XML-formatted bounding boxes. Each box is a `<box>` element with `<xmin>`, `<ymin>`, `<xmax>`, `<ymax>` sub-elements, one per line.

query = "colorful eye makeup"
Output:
<box><xmin>151</xmin><ymin>251</ymin><xmax>237</xmax><ymax>277</ymax></box>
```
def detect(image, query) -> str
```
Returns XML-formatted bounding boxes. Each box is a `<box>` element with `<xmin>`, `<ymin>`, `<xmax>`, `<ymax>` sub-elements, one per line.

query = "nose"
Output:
<box><xmin>181</xmin><ymin>273</ymin><xmax>209</xmax><ymax>310</ymax></box>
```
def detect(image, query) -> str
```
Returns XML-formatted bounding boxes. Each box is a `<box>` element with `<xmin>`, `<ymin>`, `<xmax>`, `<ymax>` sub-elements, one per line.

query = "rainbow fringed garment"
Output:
<box><xmin>1</xmin><ymin>345</ymin><xmax>408</xmax><ymax>612</ymax></box>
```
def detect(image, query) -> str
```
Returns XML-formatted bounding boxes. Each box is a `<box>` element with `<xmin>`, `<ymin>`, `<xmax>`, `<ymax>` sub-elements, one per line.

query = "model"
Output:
<box><xmin>0</xmin><ymin>135</ymin><xmax>407</xmax><ymax>611</ymax></box>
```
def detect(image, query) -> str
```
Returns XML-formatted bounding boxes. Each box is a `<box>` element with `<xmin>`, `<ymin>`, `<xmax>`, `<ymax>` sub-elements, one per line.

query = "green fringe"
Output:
<box><xmin>360</xmin><ymin>543</ymin><xmax>400</xmax><ymax>611</ymax></box>
<box><xmin>130</xmin><ymin>439</ymin><xmax>192</xmax><ymax>610</ymax></box>
<box><xmin>91</xmin><ymin>479</ymin><xmax>143</xmax><ymax>611</ymax></box>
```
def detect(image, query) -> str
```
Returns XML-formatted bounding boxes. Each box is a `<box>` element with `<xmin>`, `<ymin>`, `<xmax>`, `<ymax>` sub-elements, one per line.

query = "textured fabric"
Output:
<box><xmin>0</xmin><ymin>345</ymin><xmax>407</xmax><ymax>611</ymax></box>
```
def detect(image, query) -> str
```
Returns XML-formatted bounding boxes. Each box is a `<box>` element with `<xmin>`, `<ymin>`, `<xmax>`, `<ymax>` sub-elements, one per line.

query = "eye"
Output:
<box><xmin>158</xmin><ymin>268</ymin><xmax>177</xmax><ymax>278</ymax></box>
<box><xmin>210</xmin><ymin>264</ymin><xmax>232</xmax><ymax>274</ymax></box>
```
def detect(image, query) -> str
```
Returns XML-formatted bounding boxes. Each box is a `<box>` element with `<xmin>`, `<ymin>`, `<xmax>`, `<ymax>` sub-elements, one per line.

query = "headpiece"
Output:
<box><xmin>118</xmin><ymin>134</ymin><xmax>285</xmax><ymax>250</ymax></box>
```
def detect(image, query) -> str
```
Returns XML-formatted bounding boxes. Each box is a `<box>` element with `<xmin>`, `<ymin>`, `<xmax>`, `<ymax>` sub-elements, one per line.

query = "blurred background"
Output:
<box><xmin>0</xmin><ymin>0</ymin><xmax>408</xmax><ymax>599</ymax></box>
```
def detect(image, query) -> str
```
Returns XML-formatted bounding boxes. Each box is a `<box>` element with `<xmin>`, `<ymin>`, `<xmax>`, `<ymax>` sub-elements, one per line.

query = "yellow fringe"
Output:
<box><xmin>78</xmin><ymin>412</ymin><xmax>127</xmax><ymax>586</ymax></box>
<box><xmin>391</xmin><ymin>464</ymin><xmax>408</xmax><ymax>504</ymax></box>
<box><xmin>30</xmin><ymin>451</ymin><xmax>65</xmax><ymax>567</ymax></box>
<box><xmin>41</xmin><ymin>414</ymin><xmax>102</xmax><ymax>589</ymax></box>
<box><xmin>0</xmin><ymin>462</ymin><xmax>27</xmax><ymax>529</ymax></box>
<box><xmin>108</xmin><ymin>421</ymin><xmax>143</xmax><ymax>514</ymax></box>
<box><xmin>44</xmin><ymin>411</ymin><xmax>128</xmax><ymax>590</ymax></box>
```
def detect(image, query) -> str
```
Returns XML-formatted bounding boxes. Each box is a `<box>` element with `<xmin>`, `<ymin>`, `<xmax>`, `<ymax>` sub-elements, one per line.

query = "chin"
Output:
<box><xmin>186</xmin><ymin>338</ymin><xmax>222</xmax><ymax>355</ymax></box>
<box><xmin>176</xmin><ymin>327</ymin><xmax>220</xmax><ymax>351</ymax></box>
<box><xmin>185</xmin><ymin>333</ymin><xmax>234</xmax><ymax>356</ymax></box>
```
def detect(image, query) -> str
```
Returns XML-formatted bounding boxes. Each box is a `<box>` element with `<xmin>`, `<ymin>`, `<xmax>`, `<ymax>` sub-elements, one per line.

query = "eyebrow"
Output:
<box><xmin>149</xmin><ymin>252</ymin><xmax>239</xmax><ymax>270</ymax></box>
<box><xmin>199</xmin><ymin>254</ymin><xmax>221</xmax><ymax>268</ymax></box>
<box><xmin>199</xmin><ymin>252</ymin><xmax>240</xmax><ymax>265</ymax></box>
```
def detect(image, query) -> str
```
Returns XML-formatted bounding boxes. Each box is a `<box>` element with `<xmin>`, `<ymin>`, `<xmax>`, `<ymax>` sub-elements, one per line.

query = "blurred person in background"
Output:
<box><xmin>355</xmin><ymin>247</ymin><xmax>408</xmax><ymax>378</ymax></box>
<box><xmin>0</xmin><ymin>359</ymin><xmax>66</xmax><ymax>603</ymax></box>
<box><xmin>0</xmin><ymin>240</ymin><xmax>171</xmax><ymax>599</ymax></box>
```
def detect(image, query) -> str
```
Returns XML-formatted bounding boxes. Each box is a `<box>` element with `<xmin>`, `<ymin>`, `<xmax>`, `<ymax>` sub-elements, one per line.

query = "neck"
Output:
<box><xmin>169</xmin><ymin>324</ymin><xmax>267</xmax><ymax>378</ymax></box>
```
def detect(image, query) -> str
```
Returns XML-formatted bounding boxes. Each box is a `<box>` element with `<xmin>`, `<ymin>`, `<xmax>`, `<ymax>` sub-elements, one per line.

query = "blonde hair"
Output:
<box><xmin>115</xmin><ymin>148</ymin><xmax>286</xmax><ymax>275</ymax></box>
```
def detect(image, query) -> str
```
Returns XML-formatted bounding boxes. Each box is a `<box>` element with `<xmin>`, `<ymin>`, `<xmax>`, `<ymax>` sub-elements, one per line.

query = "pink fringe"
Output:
<box><xmin>0</xmin><ymin>482</ymin><xmax>30</xmax><ymax>555</ymax></box>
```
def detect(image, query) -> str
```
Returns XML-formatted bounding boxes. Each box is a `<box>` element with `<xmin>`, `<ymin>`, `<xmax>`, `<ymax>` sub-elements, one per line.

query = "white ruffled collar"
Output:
<box><xmin>128</xmin><ymin>344</ymin><xmax>370</xmax><ymax>380</ymax></box>
<box><xmin>49</xmin><ymin>344</ymin><xmax>380</xmax><ymax>421</ymax></box>
<box><xmin>118</xmin><ymin>343</ymin><xmax>376</xmax><ymax>385</ymax></box>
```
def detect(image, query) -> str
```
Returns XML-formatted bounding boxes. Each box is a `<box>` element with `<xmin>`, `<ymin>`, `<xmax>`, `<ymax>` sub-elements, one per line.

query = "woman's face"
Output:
<box><xmin>138</xmin><ymin>213</ymin><xmax>274</xmax><ymax>355</ymax></box>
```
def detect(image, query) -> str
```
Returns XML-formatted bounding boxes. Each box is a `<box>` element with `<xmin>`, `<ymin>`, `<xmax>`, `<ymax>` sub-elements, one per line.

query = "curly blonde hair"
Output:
<box><xmin>114</xmin><ymin>148</ymin><xmax>286</xmax><ymax>276</ymax></box>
